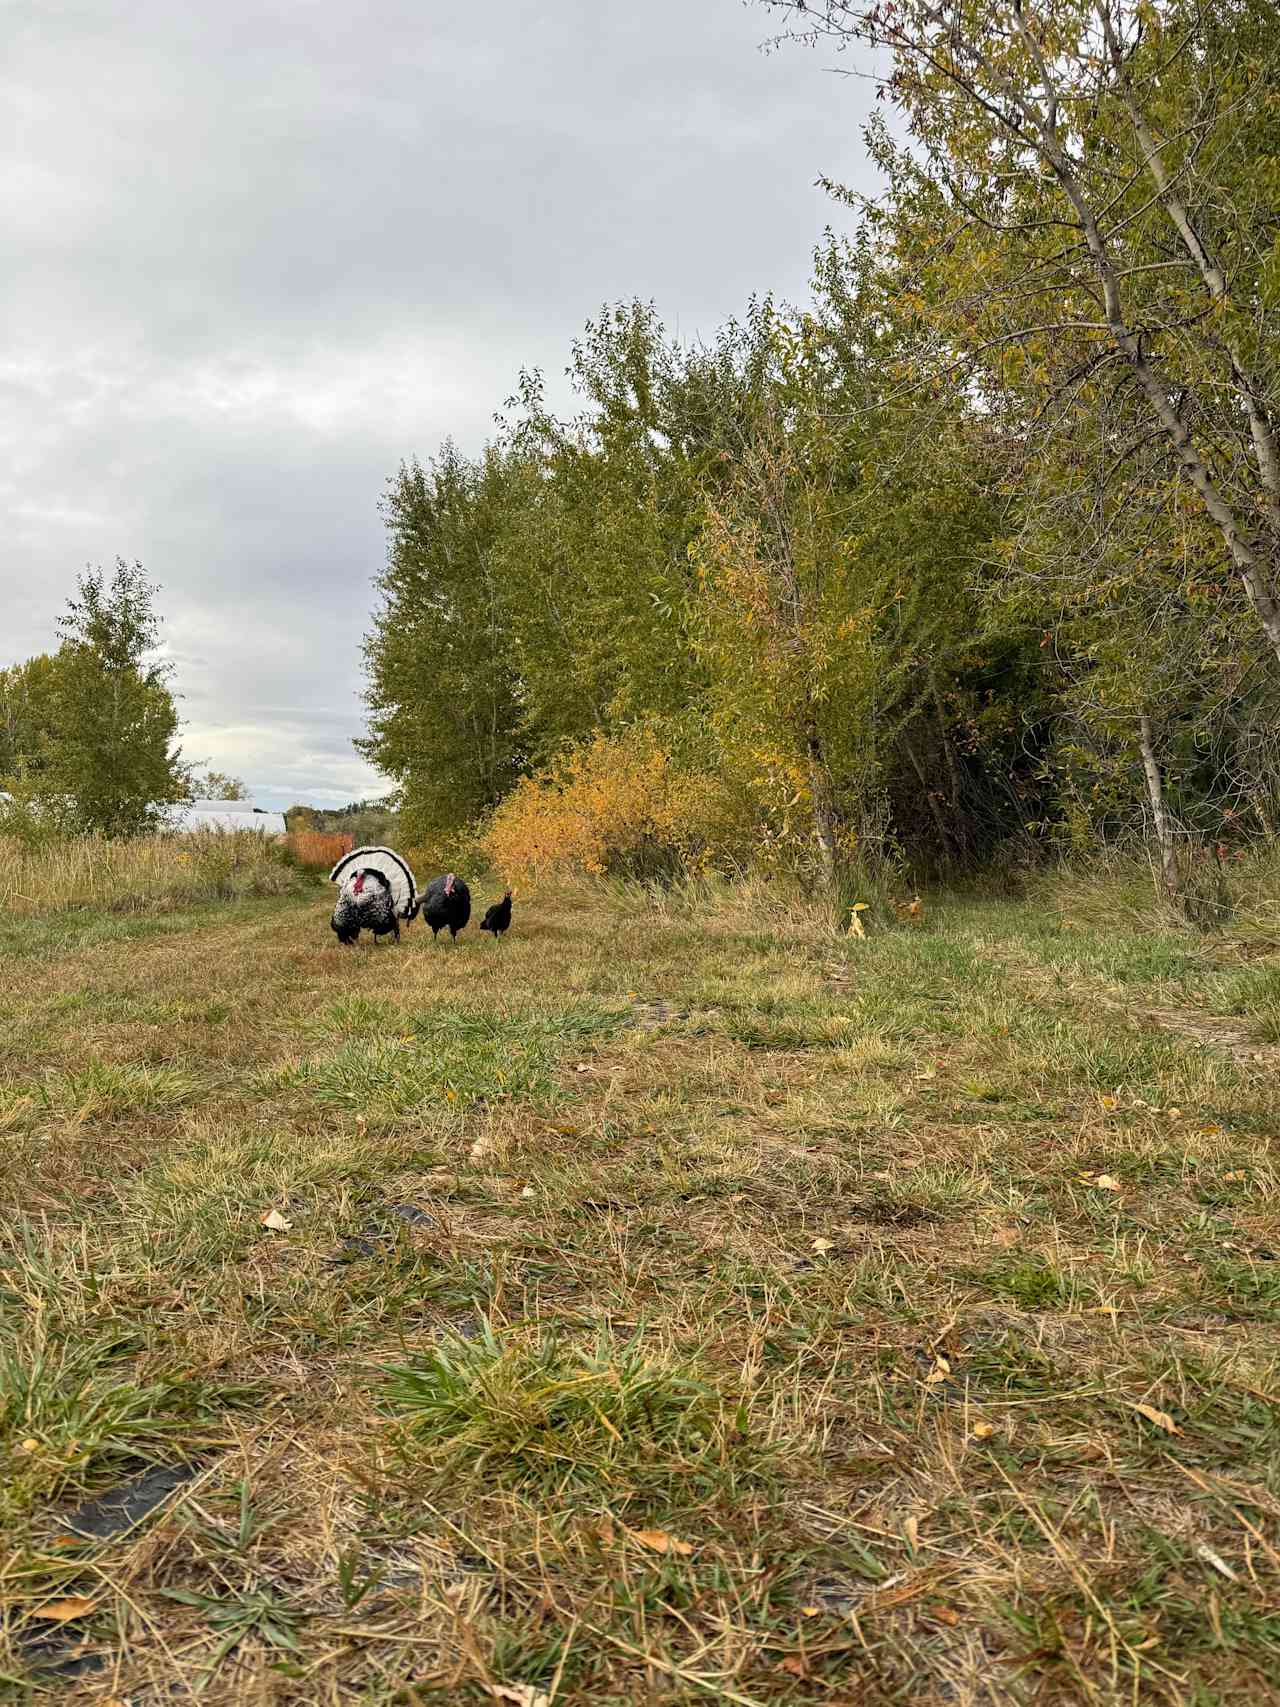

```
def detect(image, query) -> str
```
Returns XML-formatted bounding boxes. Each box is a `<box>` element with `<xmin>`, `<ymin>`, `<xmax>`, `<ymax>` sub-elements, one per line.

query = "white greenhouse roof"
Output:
<box><xmin>169</xmin><ymin>799</ymin><xmax>288</xmax><ymax>834</ymax></box>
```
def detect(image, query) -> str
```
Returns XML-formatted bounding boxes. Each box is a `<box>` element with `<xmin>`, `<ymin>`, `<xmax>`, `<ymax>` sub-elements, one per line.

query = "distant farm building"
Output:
<box><xmin>169</xmin><ymin>798</ymin><xmax>288</xmax><ymax>835</ymax></box>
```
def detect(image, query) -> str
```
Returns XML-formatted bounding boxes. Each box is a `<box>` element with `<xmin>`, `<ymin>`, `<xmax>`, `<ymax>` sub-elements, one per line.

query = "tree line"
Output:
<box><xmin>361</xmin><ymin>0</ymin><xmax>1280</xmax><ymax>898</ymax></box>
<box><xmin>0</xmin><ymin>557</ymin><xmax>394</xmax><ymax>842</ymax></box>
<box><xmin>2</xmin><ymin>562</ymin><xmax>307</xmax><ymax>837</ymax></box>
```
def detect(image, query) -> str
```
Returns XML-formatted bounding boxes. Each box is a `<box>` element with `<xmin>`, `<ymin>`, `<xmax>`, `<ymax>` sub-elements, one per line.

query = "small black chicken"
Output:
<box><xmin>421</xmin><ymin>872</ymin><xmax>471</xmax><ymax>942</ymax></box>
<box><xmin>478</xmin><ymin>889</ymin><xmax>513</xmax><ymax>940</ymax></box>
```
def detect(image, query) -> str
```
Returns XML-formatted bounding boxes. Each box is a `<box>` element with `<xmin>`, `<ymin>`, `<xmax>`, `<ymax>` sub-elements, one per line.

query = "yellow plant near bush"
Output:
<box><xmin>482</xmin><ymin>728</ymin><xmax>742</xmax><ymax>881</ymax></box>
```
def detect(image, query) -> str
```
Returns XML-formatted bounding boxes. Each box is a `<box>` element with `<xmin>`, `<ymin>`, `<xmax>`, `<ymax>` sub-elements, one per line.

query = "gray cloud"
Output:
<box><xmin>3</xmin><ymin>0</ymin><xmax>878</xmax><ymax>807</ymax></box>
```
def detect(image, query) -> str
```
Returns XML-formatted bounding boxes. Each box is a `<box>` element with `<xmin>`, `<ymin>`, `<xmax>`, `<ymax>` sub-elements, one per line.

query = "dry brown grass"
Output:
<box><xmin>0</xmin><ymin>829</ymin><xmax>298</xmax><ymax>915</ymax></box>
<box><xmin>284</xmin><ymin>829</ymin><xmax>355</xmax><ymax>873</ymax></box>
<box><xmin>2</xmin><ymin>880</ymin><xmax>1279</xmax><ymax>1703</ymax></box>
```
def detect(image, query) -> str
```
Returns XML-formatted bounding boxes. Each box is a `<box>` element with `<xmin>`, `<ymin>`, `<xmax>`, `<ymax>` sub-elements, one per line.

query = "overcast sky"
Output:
<box><xmin>4</xmin><ymin>0</ymin><xmax>878</xmax><ymax>808</ymax></box>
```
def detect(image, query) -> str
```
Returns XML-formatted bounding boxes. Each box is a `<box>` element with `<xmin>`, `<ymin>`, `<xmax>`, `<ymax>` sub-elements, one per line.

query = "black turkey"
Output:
<box><xmin>329</xmin><ymin>846</ymin><xmax>418</xmax><ymax>946</ymax></box>
<box><xmin>479</xmin><ymin>890</ymin><xmax>513</xmax><ymax>940</ymax></box>
<box><xmin>422</xmin><ymin>872</ymin><xmax>471</xmax><ymax>942</ymax></box>
<box><xmin>331</xmin><ymin>867</ymin><xmax>399</xmax><ymax>945</ymax></box>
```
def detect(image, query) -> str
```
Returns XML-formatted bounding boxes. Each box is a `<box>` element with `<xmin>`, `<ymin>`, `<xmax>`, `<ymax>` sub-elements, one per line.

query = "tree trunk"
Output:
<box><xmin>803</xmin><ymin>714</ymin><xmax>838</xmax><ymax>894</ymax></box>
<box><xmin>928</xmin><ymin>668</ymin><xmax>969</xmax><ymax>861</ymax></box>
<box><xmin>1098</xmin><ymin>1</ymin><xmax>1280</xmax><ymax>542</ymax></box>
<box><xmin>1138</xmin><ymin>712</ymin><xmax>1179</xmax><ymax>902</ymax></box>
<box><xmin>902</xmin><ymin>736</ymin><xmax>955</xmax><ymax>865</ymax></box>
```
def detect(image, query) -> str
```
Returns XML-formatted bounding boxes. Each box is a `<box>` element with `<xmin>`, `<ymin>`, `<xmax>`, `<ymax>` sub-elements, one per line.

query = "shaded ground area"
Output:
<box><xmin>2</xmin><ymin>884</ymin><xmax>1279</xmax><ymax>1704</ymax></box>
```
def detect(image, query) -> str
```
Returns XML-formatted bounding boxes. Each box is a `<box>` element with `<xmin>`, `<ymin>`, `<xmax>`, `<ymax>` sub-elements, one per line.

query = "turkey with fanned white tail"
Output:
<box><xmin>330</xmin><ymin>868</ymin><xmax>401</xmax><ymax>945</ymax></box>
<box><xmin>328</xmin><ymin>846</ymin><xmax>419</xmax><ymax>946</ymax></box>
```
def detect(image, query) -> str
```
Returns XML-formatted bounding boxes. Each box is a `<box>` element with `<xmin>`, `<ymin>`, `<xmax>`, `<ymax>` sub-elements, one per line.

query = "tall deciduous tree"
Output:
<box><xmin>492</xmin><ymin>308</ymin><xmax>712</xmax><ymax>755</ymax></box>
<box><xmin>0</xmin><ymin>654</ymin><xmax>60</xmax><ymax>779</ymax></box>
<box><xmin>693</xmin><ymin>267</ymin><xmax>1012</xmax><ymax>884</ymax></box>
<box><xmin>359</xmin><ymin>444</ymin><xmax>524</xmax><ymax>838</ymax></box>
<box><xmin>763</xmin><ymin>0</ymin><xmax>1280</xmax><ymax>663</ymax></box>
<box><xmin>191</xmin><ymin>770</ymin><xmax>250</xmax><ymax>800</ymax></box>
<box><xmin>43</xmin><ymin>559</ymin><xmax>187</xmax><ymax>835</ymax></box>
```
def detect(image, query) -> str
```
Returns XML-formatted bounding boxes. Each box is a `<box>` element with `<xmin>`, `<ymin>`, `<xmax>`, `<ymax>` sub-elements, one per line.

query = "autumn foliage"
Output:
<box><xmin>482</xmin><ymin>727</ymin><xmax>742</xmax><ymax>882</ymax></box>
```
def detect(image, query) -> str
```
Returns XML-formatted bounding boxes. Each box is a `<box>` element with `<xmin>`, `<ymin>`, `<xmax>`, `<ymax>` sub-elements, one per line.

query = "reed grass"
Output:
<box><xmin>283</xmin><ymin>828</ymin><xmax>355</xmax><ymax>872</ymax></box>
<box><xmin>0</xmin><ymin>828</ymin><xmax>300</xmax><ymax>915</ymax></box>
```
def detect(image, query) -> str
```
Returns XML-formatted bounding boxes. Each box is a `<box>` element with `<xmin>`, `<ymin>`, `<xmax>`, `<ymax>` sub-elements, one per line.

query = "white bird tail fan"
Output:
<box><xmin>328</xmin><ymin>846</ymin><xmax>418</xmax><ymax>919</ymax></box>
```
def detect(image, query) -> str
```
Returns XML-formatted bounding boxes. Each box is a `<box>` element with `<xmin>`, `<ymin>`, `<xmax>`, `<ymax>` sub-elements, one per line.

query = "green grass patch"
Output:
<box><xmin>0</xmin><ymin>893</ymin><xmax>308</xmax><ymax>962</ymax></box>
<box><xmin>4</xmin><ymin>877</ymin><xmax>1280</xmax><ymax>1701</ymax></box>
<box><xmin>273</xmin><ymin>1005</ymin><xmax>627</xmax><ymax>1117</ymax></box>
<box><xmin>5</xmin><ymin>1060</ymin><xmax>208</xmax><ymax>1126</ymax></box>
<box><xmin>382</xmin><ymin>1325</ymin><xmax>734</xmax><ymax>1492</ymax></box>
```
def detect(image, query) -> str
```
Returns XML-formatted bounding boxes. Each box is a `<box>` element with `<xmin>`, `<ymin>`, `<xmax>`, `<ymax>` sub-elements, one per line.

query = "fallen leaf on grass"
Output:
<box><xmin>33</xmin><ymin>1597</ymin><xmax>96</xmax><ymax>1622</ymax></box>
<box><xmin>1080</xmin><ymin>1173</ymin><xmax>1122</xmax><ymax>1192</ymax></box>
<box><xmin>932</xmin><ymin>1605</ymin><xmax>960</xmax><ymax>1627</ymax></box>
<box><xmin>259</xmin><ymin>1208</ymin><xmax>291</xmax><ymax>1232</ymax></box>
<box><xmin>862</xmin><ymin>1572</ymin><xmax>935</xmax><ymax>1614</ymax></box>
<box><xmin>1196</xmin><ymin>1543</ymin><xmax>1238</xmax><ymax>1582</ymax></box>
<box><xmin>486</xmin><ymin>1686</ymin><xmax>550</xmax><ymax>1707</ymax></box>
<box><xmin>970</xmin><ymin>1421</ymin><xmax>995</xmax><ymax>1441</ymax></box>
<box><xmin>1131</xmin><ymin>1401</ymin><xmax>1181</xmax><ymax>1435</ymax></box>
<box><xmin>923</xmin><ymin>1355</ymin><xmax>952</xmax><ymax>1386</ymax></box>
<box><xmin>520</xmin><ymin>1186</ymin><xmax>536</xmax><ymax>1199</ymax></box>
<box><xmin>811</xmin><ymin>1237</ymin><xmax>835</xmax><ymax>1256</ymax></box>
<box><xmin>991</xmin><ymin>1227</ymin><xmax>1019</xmax><ymax>1248</ymax></box>
<box><xmin>778</xmin><ymin>1655</ymin><xmax>810</xmax><ymax>1679</ymax></box>
<box><xmin>800</xmin><ymin>1604</ymin><xmax>821</xmax><ymax>1618</ymax></box>
<box><xmin>1099</xmin><ymin>1095</ymin><xmax>1118</xmax><ymax>1110</ymax></box>
<box><xmin>1223</xmin><ymin>1170</ymin><xmax>1247</xmax><ymax>1183</ymax></box>
<box><xmin>903</xmin><ymin>1514</ymin><xmax>920</xmax><ymax>1549</ymax></box>
<box><xmin>469</xmin><ymin>1136</ymin><xmax>493</xmax><ymax>1163</ymax></box>
<box><xmin>626</xmin><ymin>1527</ymin><xmax>694</xmax><ymax>1557</ymax></box>
<box><xmin>18</xmin><ymin>1437</ymin><xmax>39</xmax><ymax>1454</ymax></box>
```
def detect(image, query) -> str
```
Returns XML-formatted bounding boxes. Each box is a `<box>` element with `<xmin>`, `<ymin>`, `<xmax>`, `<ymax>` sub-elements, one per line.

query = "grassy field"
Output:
<box><xmin>3</xmin><ymin>877</ymin><xmax>1280</xmax><ymax>1704</ymax></box>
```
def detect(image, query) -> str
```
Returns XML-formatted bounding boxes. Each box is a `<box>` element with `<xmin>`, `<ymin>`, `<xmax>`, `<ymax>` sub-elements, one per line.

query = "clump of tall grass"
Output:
<box><xmin>0</xmin><ymin>829</ymin><xmax>300</xmax><ymax>915</ymax></box>
<box><xmin>1036</xmin><ymin>844</ymin><xmax>1280</xmax><ymax>942</ymax></box>
<box><xmin>382</xmin><ymin>1325</ymin><xmax>730</xmax><ymax>1492</ymax></box>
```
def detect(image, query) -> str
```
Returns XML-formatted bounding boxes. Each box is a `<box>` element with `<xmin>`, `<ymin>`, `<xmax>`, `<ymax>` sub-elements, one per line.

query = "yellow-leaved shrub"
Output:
<box><xmin>481</xmin><ymin>727</ymin><xmax>745</xmax><ymax>882</ymax></box>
